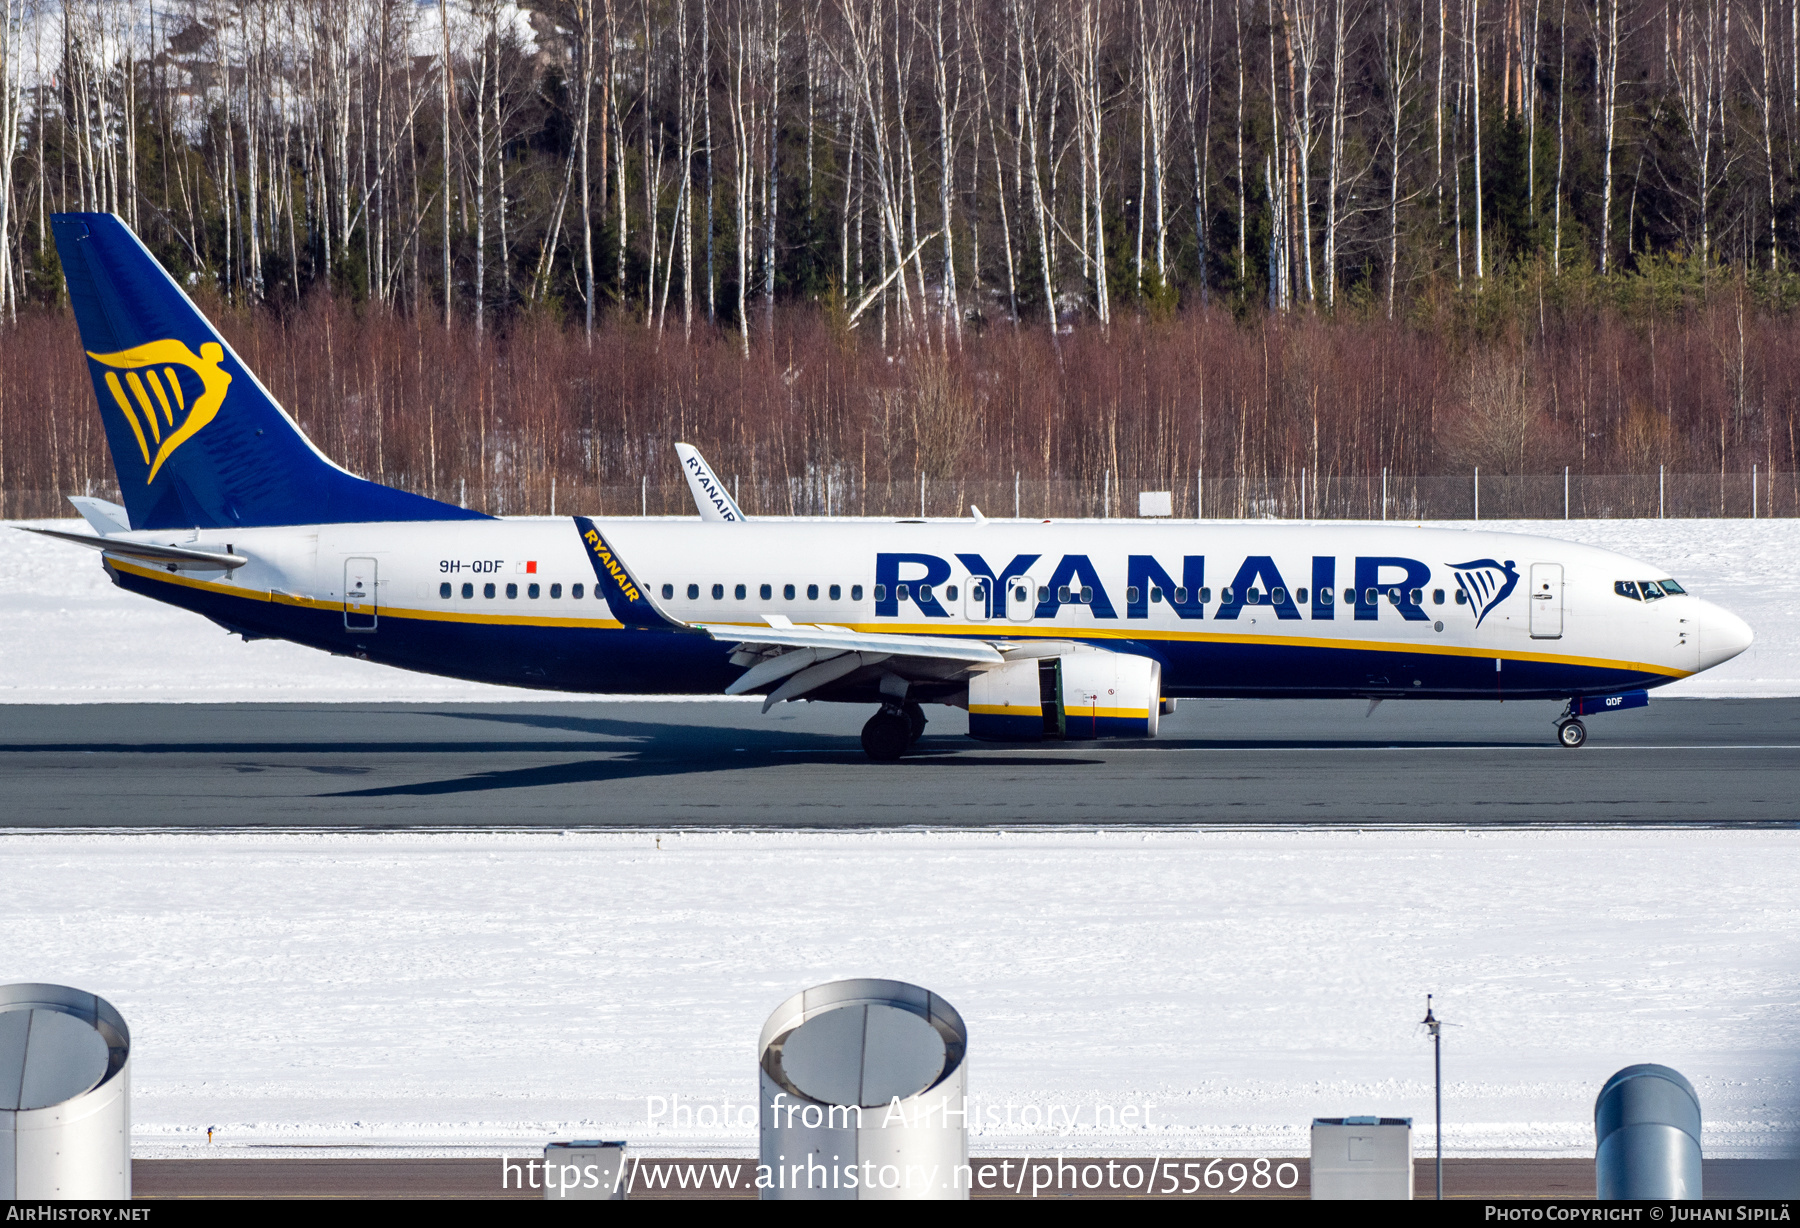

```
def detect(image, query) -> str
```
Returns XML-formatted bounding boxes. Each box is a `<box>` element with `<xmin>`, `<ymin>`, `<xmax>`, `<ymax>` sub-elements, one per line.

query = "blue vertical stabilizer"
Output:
<box><xmin>52</xmin><ymin>212</ymin><xmax>487</xmax><ymax>529</ymax></box>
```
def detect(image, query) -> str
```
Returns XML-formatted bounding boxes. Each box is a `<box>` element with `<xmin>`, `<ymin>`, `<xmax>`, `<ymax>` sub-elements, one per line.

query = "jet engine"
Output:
<box><xmin>967</xmin><ymin>650</ymin><xmax>1162</xmax><ymax>741</ymax></box>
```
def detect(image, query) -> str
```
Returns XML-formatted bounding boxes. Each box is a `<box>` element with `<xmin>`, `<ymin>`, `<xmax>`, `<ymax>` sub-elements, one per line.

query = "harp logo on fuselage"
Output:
<box><xmin>87</xmin><ymin>339</ymin><xmax>233</xmax><ymax>484</ymax></box>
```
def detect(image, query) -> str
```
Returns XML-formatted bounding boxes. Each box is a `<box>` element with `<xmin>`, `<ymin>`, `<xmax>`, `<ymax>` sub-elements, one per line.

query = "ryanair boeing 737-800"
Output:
<box><xmin>25</xmin><ymin>213</ymin><xmax>1755</xmax><ymax>759</ymax></box>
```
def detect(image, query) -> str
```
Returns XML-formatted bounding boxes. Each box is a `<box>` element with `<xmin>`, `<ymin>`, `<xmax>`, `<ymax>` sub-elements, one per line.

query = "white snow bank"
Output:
<box><xmin>2</xmin><ymin>827</ymin><xmax>1794</xmax><ymax>1158</ymax></box>
<box><xmin>2</xmin><ymin>517</ymin><xmax>1793</xmax><ymax>702</ymax></box>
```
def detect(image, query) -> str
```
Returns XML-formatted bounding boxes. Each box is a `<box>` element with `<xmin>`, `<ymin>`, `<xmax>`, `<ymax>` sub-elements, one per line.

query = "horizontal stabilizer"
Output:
<box><xmin>697</xmin><ymin>621</ymin><xmax>1004</xmax><ymax>664</ymax></box>
<box><xmin>20</xmin><ymin>526</ymin><xmax>246</xmax><ymax>571</ymax></box>
<box><xmin>68</xmin><ymin>496</ymin><xmax>131</xmax><ymax>535</ymax></box>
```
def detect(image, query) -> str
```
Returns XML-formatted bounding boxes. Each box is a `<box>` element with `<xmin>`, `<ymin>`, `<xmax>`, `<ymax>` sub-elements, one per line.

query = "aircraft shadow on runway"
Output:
<box><xmin>302</xmin><ymin>707</ymin><xmax>1548</xmax><ymax>801</ymax></box>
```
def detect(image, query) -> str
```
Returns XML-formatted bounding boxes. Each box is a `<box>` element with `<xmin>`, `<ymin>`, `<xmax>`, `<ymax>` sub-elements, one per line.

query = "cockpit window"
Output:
<box><xmin>1659</xmin><ymin>579</ymin><xmax>1686</xmax><ymax>595</ymax></box>
<box><xmin>1640</xmin><ymin>580</ymin><xmax>1666</xmax><ymax>601</ymax></box>
<box><xmin>1614</xmin><ymin>580</ymin><xmax>1640</xmax><ymax>600</ymax></box>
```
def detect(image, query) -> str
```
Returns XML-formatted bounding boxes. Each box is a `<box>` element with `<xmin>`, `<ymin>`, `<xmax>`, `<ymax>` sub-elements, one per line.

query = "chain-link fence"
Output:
<box><xmin>7</xmin><ymin>468</ymin><xmax>1795</xmax><ymax>522</ymax></box>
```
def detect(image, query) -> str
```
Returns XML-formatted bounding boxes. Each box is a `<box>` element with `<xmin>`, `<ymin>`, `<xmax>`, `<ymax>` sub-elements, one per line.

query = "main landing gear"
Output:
<box><xmin>861</xmin><ymin>701</ymin><xmax>928</xmax><ymax>762</ymax></box>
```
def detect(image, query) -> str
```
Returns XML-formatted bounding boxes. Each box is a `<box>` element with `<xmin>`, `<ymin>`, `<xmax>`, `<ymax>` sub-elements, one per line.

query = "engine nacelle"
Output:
<box><xmin>968</xmin><ymin>651</ymin><xmax>1162</xmax><ymax>741</ymax></box>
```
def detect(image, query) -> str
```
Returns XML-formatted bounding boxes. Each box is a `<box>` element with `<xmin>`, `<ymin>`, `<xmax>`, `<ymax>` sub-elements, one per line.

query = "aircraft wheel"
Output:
<box><xmin>1557</xmin><ymin>719</ymin><xmax>1587</xmax><ymax>748</ymax></box>
<box><xmin>903</xmin><ymin>701</ymin><xmax>928</xmax><ymax>745</ymax></box>
<box><xmin>862</xmin><ymin>710</ymin><xmax>911</xmax><ymax>762</ymax></box>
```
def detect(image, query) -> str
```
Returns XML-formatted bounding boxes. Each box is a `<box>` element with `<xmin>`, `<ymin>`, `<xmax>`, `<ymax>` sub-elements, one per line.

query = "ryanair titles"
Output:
<box><xmin>875</xmin><ymin>551</ymin><xmax>1460</xmax><ymax>622</ymax></box>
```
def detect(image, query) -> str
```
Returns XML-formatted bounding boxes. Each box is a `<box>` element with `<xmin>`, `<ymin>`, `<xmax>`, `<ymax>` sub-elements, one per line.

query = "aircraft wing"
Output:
<box><xmin>19</xmin><ymin>526</ymin><xmax>247</xmax><ymax>571</ymax></box>
<box><xmin>697</xmin><ymin>620</ymin><xmax>1004</xmax><ymax>663</ymax></box>
<box><xmin>696</xmin><ymin>619</ymin><xmax>1006</xmax><ymax>711</ymax></box>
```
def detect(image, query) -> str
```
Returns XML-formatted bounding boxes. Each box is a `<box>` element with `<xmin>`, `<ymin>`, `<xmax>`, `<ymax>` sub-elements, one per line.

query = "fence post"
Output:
<box><xmin>920</xmin><ymin>472</ymin><xmax>926</xmax><ymax>518</ymax></box>
<box><xmin>1474</xmin><ymin>467</ymin><xmax>1480</xmax><ymax>521</ymax></box>
<box><xmin>1659</xmin><ymin>465</ymin><xmax>1665</xmax><ymax>519</ymax></box>
<box><xmin>1382</xmin><ymin>467</ymin><xmax>1388</xmax><ymax>521</ymax></box>
<box><xmin>1753</xmin><ymin>464</ymin><xmax>1758</xmax><ymax>519</ymax></box>
<box><xmin>1300</xmin><ymin>467</ymin><xmax>1306</xmax><ymax>519</ymax></box>
<box><xmin>1564</xmin><ymin>467</ymin><xmax>1570</xmax><ymax>520</ymax></box>
<box><xmin>641</xmin><ymin>475</ymin><xmax>647</xmax><ymax>517</ymax></box>
<box><xmin>1197</xmin><ymin>469</ymin><xmax>1203</xmax><ymax>520</ymax></box>
<box><xmin>550</xmin><ymin>476</ymin><xmax>556</xmax><ymax>516</ymax></box>
<box><xmin>1014</xmin><ymin>471</ymin><xmax>1020</xmax><ymax>518</ymax></box>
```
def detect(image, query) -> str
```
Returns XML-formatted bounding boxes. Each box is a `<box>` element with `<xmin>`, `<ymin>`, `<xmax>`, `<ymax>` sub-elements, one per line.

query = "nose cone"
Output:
<box><xmin>1697</xmin><ymin>601</ymin><xmax>1754</xmax><ymax>672</ymax></box>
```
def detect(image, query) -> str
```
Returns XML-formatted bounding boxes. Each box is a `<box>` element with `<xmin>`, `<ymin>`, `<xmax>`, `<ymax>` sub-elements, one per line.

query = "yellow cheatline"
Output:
<box><xmin>103</xmin><ymin>372</ymin><xmax>151</xmax><ymax>463</ymax></box>
<box><xmin>1062</xmin><ymin>707</ymin><xmax>1151</xmax><ymax>720</ymax></box>
<box><xmin>839</xmin><ymin>620</ymin><xmax>1690</xmax><ymax>679</ymax></box>
<box><xmin>969</xmin><ymin>704</ymin><xmax>1040</xmax><ymax>717</ymax></box>
<box><xmin>110</xmin><ymin>560</ymin><xmax>624</xmax><ymax>630</ymax></box>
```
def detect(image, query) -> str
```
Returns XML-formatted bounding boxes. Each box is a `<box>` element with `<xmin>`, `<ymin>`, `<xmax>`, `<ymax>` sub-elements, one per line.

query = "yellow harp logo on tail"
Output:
<box><xmin>87</xmin><ymin>340</ymin><xmax>232</xmax><ymax>483</ymax></box>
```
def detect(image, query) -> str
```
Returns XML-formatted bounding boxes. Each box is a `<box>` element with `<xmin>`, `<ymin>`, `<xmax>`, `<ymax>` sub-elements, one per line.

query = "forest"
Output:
<box><xmin>1</xmin><ymin>0</ymin><xmax>1798</xmax><ymax>517</ymax></box>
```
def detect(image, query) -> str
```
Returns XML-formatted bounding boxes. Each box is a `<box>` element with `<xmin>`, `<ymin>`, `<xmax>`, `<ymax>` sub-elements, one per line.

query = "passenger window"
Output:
<box><xmin>484</xmin><ymin>582</ymin><xmax>496</xmax><ymax>599</ymax></box>
<box><xmin>1271</xmin><ymin>587</ymin><xmax>1287</xmax><ymax>604</ymax></box>
<box><xmin>1318</xmin><ymin>587</ymin><xmax>1333</xmax><ymax>606</ymax></box>
<box><xmin>439</xmin><ymin>582</ymin><xmax>452</xmax><ymax>599</ymax></box>
<box><xmin>918</xmin><ymin>583</ymin><xmax>933</xmax><ymax>603</ymax></box>
<box><xmin>1433</xmin><ymin>589</ymin><xmax>1444</xmax><ymax>605</ymax></box>
<box><xmin>760</xmin><ymin>583</ymin><xmax>772</xmax><ymax>600</ymax></box>
<box><xmin>829</xmin><ymin>584</ymin><xmax>841</xmax><ymax>600</ymax></box>
<box><xmin>1455</xmin><ymin>588</ymin><xmax>1468</xmax><ymax>605</ymax></box>
<box><xmin>897</xmin><ymin>583</ymin><xmax>910</xmax><ymax>601</ymax></box>
<box><xmin>1197</xmin><ymin>587</ymin><xmax>1209</xmax><ymax>603</ymax></box>
<box><xmin>784</xmin><ymin>583</ymin><xmax>796</xmax><ymax>600</ymax></box>
<box><xmin>972</xmin><ymin>582</ymin><xmax>987</xmax><ymax>601</ymax></box>
<box><xmin>1079</xmin><ymin>586</ymin><xmax>1093</xmax><ymax>604</ymax></box>
<box><xmin>1149</xmin><ymin>587</ymin><xmax>1162</xmax><ymax>603</ymax></box>
<box><xmin>1409</xmin><ymin>588</ymin><xmax>1423</xmax><ymax>605</ymax></box>
<box><xmin>1387</xmin><ymin>588</ymin><xmax>1401</xmax><ymax>604</ymax></box>
<box><xmin>687</xmin><ymin>583</ymin><xmax>700</xmax><ymax>600</ymax></box>
<box><xmin>1614</xmin><ymin>580</ymin><xmax>1641</xmax><ymax>600</ymax></box>
<box><xmin>573</xmin><ymin>584</ymin><xmax>585</xmax><ymax>599</ymax></box>
<box><xmin>461</xmin><ymin>582</ymin><xmax>474</xmax><ymax>599</ymax></box>
<box><xmin>1640</xmin><ymin>580</ymin><xmax>1665</xmax><ymax>601</ymax></box>
<box><xmin>735</xmin><ymin>583</ymin><xmax>747</xmax><ymax>600</ymax></box>
<box><xmin>1364</xmin><ymin>588</ymin><xmax>1378</xmax><ymax>604</ymax></box>
<box><xmin>1037</xmin><ymin>586</ymin><xmax>1049</xmax><ymax>602</ymax></box>
<box><xmin>528</xmin><ymin>583</ymin><xmax>540</xmax><ymax>599</ymax></box>
<box><xmin>551</xmin><ymin>584</ymin><xmax>562</xmax><ymax>599</ymax></box>
<box><xmin>1296</xmin><ymin>587</ymin><xmax>1307</xmax><ymax>603</ymax></box>
<box><xmin>1221</xmin><ymin>587</ymin><xmax>1234</xmax><ymax>604</ymax></box>
<box><xmin>859</xmin><ymin>585</ymin><xmax>871</xmax><ymax>601</ymax></box>
<box><xmin>1057</xmin><ymin>585</ymin><xmax>1071</xmax><ymax>603</ymax></box>
<box><xmin>1127</xmin><ymin>586</ymin><xmax>1141</xmax><ymax>604</ymax></box>
<box><xmin>1247</xmin><ymin>588</ymin><xmax>1262</xmax><ymax>605</ymax></box>
<box><xmin>1345</xmin><ymin>588</ymin><xmax>1357</xmax><ymax>604</ymax></box>
<box><xmin>1016</xmin><ymin>584</ymin><xmax>1031</xmax><ymax>604</ymax></box>
<box><xmin>661</xmin><ymin>583</ymin><xmax>673</xmax><ymax>599</ymax></box>
<box><xmin>808</xmin><ymin>584</ymin><xmax>820</xmax><ymax>600</ymax></box>
<box><xmin>712</xmin><ymin>583</ymin><xmax>724</xmax><ymax>600</ymax></box>
<box><xmin>506</xmin><ymin>583</ymin><xmax>518</xmax><ymax>599</ymax></box>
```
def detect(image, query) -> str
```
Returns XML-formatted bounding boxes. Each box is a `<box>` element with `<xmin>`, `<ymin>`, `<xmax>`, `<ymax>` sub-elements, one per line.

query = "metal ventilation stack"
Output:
<box><xmin>1595</xmin><ymin>1064</ymin><xmax>1703</xmax><ymax>1200</ymax></box>
<box><xmin>758</xmin><ymin>979</ymin><xmax>968</xmax><ymax>1200</ymax></box>
<box><xmin>0</xmin><ymin>984</ymin><xmax>132</xmax><ymax>1200</ymax></box>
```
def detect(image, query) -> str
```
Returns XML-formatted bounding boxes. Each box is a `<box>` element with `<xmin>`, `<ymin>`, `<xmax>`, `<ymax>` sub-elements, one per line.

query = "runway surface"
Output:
<box><xmin>2</xmin><ymin>697</ymin><xmax>1796</xmax><ymax>828</ymax></box>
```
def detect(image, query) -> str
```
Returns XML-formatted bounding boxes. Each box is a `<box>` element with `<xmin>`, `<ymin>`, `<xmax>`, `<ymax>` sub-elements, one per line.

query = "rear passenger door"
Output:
<box><xmin>1529</xmin><ymin>563</ymin><xmax>1563</xmax><ymax>639</ymax></box>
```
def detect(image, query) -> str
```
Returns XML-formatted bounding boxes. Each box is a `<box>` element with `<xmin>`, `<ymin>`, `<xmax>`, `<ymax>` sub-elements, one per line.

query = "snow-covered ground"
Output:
<box><xmin>1</xmin><ymin>516</ymin><xmax>1794</xmax><ymax>702</ymax></box>
<box><xmin>1</xmin><ymin>828</ymin><xmax>1795</xmax><ymax>1159</ymax></box>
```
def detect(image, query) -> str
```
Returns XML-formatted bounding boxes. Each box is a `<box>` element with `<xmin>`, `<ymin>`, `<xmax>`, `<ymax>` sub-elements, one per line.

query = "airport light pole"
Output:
<box><xmin>1422</xmin><ymin>995</ymin><xmax>1443</xmax><ymax>1200</ymax></box>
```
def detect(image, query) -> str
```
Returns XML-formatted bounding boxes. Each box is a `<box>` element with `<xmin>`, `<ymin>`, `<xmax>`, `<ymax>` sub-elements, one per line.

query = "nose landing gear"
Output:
<box><xmin>1556</xmin><ymin>719</ymin><xmax>1587</xmax><ymax>748</ymax></box>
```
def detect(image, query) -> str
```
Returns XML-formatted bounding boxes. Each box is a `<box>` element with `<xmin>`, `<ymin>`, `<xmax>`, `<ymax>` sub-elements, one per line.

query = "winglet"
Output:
<box><xmin>572</xmin><ymin>517</ymin><xmax>691</xmax><ymax>631</ymax></box>
<box><xmin>674</xmin><ymin>443</ymin><xmax>746</xmax><ymax>522</ymax></box>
